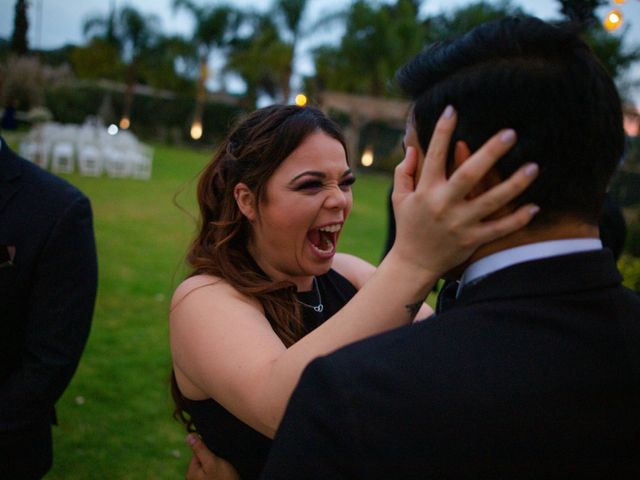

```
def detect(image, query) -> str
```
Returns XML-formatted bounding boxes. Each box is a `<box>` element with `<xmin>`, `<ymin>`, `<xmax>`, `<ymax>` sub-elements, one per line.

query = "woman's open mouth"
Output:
<box><xmin>307</xmin><ymin>223</ymin><xmax>341</xmax><ymax>257</ymax></box>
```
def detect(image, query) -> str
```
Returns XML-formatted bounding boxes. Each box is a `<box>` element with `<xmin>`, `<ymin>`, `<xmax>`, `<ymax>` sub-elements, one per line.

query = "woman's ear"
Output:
<box><xmin>234</xmin><ymin>183</ymin><xmax>257</xmax><ymax>222</ymax></box>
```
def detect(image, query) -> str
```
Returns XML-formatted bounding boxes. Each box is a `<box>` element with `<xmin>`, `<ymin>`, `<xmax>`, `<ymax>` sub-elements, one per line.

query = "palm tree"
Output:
<box><xmin>172</xmin><ymin>0</ymin><xmax>240</xmax><ymax>139</ymax></box>
<box><xmin>83</xmin><ymin>4</ymin><xmax>160</xmax><ymax>129</ymax></box>
<box><xmin>311</xmin><ymin>0</ymin><xmax>424</xmax><ymax>97</ymax></box>
<box><xmin>424</xmin><ymin>0</ymin><xmax>526</xmax><ymax>43</ymax></box>
<box><xmin>226</xmin><ymin>14</ymin><xmax>288</xmax><ymax>108</ymax></box>
<box><xmin>271</xmin><ymin>0</ymin><xmax>309</xmax><ymax>102</ymax></box>
<box><xmin>223</xmin><ymin>0</ymin><xmax>310</xmax><ymax>106</ymax></box>
<box><xmin>139</xmin><ymin>34</ymin><xmax>198</xmax><ymax>93</ymax></box>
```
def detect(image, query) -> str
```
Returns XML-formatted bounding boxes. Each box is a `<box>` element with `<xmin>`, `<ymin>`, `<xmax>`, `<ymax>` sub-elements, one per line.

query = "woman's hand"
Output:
<box><xmin>185</xmin><ymin>434</ymin><xmax>240</xmax><ymax>480</ymax></box>
<box><xmin>390</xmin><ymin>105</ymin><xmax>539</xmax><ymax>278</ymax></box>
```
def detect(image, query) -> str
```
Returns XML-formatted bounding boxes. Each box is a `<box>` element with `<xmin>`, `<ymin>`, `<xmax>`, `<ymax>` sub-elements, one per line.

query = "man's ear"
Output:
<box><xmin>234</xmin><ymin>183</ymin><xmax>257</xmax><ymax>222</ymax></box>
<box><xmin>453</xmin><ymin>140</ymin><xmax>501</xmax><ymax>200</ymax></box>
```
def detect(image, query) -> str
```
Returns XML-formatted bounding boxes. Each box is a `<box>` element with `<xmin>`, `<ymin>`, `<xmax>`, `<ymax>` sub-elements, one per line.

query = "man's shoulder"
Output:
<box><xmin>316</xmin><ymin>280</ymin><xmax>640</xmax><ymax>385</ymax></box>
<box><xmin>20</xmin><ymin>155</ymin><xmax>87</xmax><ymax>205</ymax></box>
<box><xmin>2</xmin><ymin>145</ymin><xmax>89</xmax><ymax>215</ymax></box>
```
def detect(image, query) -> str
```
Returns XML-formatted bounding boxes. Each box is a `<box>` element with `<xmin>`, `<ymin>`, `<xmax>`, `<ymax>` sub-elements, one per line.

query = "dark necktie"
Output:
<box><xmin>435</xmin><ymin>280</ymin><xmax>460</xmax><ymax>314</ymax></box>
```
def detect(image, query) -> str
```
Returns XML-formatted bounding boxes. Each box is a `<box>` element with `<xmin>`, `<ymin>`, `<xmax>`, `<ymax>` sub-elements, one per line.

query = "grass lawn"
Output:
<box><xmin>6</xmin><ymin>139</ymin><xmax>396</xmax><ymax>479</ymax></box>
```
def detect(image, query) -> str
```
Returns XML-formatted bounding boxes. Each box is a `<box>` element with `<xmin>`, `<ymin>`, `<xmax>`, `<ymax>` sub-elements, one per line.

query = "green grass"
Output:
<box><xmin>17</xmin><ymin>141</ymin><xmax>393</xmax><ymax>479</ymax></box>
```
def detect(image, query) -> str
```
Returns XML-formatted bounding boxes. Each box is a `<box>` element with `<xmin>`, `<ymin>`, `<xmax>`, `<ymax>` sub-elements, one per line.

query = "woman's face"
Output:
<box><xmin>248</xmin><ymin>130</ymin><xmax>353</xmax><ymax>289</ymax></box>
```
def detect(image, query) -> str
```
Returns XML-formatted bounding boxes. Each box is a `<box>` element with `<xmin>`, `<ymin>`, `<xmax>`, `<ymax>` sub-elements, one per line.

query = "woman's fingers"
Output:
<box><xmin>418</xmin><ymin>105</ymin><xmax>457</xmax><ymax>186</ymax></box>
<box><xmin>393</xmin><ymin>146</ymin><xmax>419</xmax><ymax>196</ymax></box>
<box><xmin>472</xmin><ymin>203</ymin><xmax>540</xmax><ymax>246</ymax></box>
<box><xmin>446</xmin><ymin>129</ymin><xmax>518</xmax><ymax>200</ymax></box>
<box><xmin>466</xmin><ymin>162</ymin><xmax>539</xmax><ymax>222</ymax></box>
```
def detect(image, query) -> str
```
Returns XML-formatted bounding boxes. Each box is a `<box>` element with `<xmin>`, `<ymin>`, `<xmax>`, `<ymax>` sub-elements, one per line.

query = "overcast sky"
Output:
<box><xmin>1</xmin><ymin>0</ymin><xmax>639</xmax><ymax>101</ymax></box>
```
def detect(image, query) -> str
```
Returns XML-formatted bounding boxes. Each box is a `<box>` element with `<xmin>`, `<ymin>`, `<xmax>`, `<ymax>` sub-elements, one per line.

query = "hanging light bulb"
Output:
<box><xmin>190</xmin><ymin>121</ymin><xmax>203</xmax><ymax>140</ymax></box>
<box><xmin>119</xmin><ymin>117</ymin><xmax>130</xmax><ymax>129</ymax></box>
<box><xmin>361</xmin><ymin>147</ymin><xmax>374</xmax><ymax>167</ymax></box>
<box><xmin>603</xmin><ymin>9</ymin><xmax>623</xmax><ymax>31</ymax></box>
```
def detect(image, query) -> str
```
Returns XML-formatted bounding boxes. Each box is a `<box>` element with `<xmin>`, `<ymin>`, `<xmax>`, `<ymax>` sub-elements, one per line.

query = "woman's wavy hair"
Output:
<box><xmin>172</xmin><ymin>104</ymin><xmax>348</xmax><ymax>430</ymax></box>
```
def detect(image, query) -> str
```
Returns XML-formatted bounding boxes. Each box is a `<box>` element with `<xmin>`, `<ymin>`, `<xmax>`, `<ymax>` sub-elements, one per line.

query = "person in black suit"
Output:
<box><xmin>261</xmin><ymin>17</ymin><xmax>640</xmax><ymax>478</ymax></box>
<box><xmin>0</xmin><ymin>137</ymin><xmax>97</xmax><ymax>479</ymax></box>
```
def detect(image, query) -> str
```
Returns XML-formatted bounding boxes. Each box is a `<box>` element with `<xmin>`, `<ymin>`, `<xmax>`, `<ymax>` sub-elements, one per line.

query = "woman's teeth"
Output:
<box><xmin>319</xmin><ymin>224</ymin><xmax>341</xmax><ymax>233</ymax></box>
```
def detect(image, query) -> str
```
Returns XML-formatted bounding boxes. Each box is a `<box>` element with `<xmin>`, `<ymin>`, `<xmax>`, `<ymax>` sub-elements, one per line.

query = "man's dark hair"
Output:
<box><xmin>396</xmin><ymin>16</ymin><xmax>625</xmax><ymax>226</ymax></box>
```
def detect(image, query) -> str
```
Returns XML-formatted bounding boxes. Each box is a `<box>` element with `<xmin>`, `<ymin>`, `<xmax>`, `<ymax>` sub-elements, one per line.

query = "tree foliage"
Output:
<box><xmin>226</xmin><ymin>14</ymin><xmax>289</xmax><ymax>108</ymax></box>
<box><xmin>223</xmin><ymin>0</ymin><xmax>309</xmax><ymax>105</ymax></box>
<box><xmin>555</xmin><ymin>0</ymin><xmax>640</xmax><ymax>99</ymax></box>
<box><xmin>424</xmin><ymin>0</ymin><xmax>527</xmax><ymax>43</ymax></box>
<box><xmin>71</xmin><ymin>38</ymin><xmax>124</xmax><ymax>81</ymax></box>
<box><xmin>310</xmin><ymin>0</ymin><xmax>424</xmax><ymax>97</ymax></box>
<box><xmin>557</xmin><ymin>0</ymin><xmax>607</xmax><ymax>25</ymax></box>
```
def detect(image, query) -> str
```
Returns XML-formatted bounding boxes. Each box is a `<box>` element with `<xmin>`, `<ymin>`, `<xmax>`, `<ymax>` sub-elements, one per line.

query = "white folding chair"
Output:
<box><xmin>51</xmin><ymin>142</ymin><xmax>75</xmax><ymax>174</ymax></box>
<box><xmin>19</xmin><ymin>139</ymin><xmax>50</xmax><ymax>169</ymax></box>
<box><xmin>77</xmin><ymin>144</ymin><xmax>103</xmax><ymax>176</ymax></box>
<box><xmin>104</xmin><ymin>146</ymin><xmax>131</xmax><ymax>177</ymax></box>
<box><xmin>129</xmin><ymin>146</ymin><xmax>153</xmax><ymax>180</ymax></box>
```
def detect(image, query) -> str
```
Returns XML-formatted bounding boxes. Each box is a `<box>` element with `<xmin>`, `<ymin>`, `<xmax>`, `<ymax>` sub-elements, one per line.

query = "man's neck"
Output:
<box><xmin>469</xmin><ymin>219</ymin><xmax>599</xmax><ymax>265</ymax></box>
<box><xmin>448</xmin><ymin>218</ymin><xmax>600</xmax><ymax>280</ymax></box>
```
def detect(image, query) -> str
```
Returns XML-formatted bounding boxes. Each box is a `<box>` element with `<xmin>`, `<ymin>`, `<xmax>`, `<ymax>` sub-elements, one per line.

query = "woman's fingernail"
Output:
<box><xmin>186</xmin><ymin>434</ymin><xmax>197</xmax><ymax>446</ymax></box>
<box><xmin>524</xmin><ymin>163</ymin><xmax>539</xmax><ymax>176</ymax></box>
<box><xmin>443</xmin><ymin>105</ymin><xmax>455</xmax><ymax>119</ymax></box>
<box><xmin>500</xmin><ymin>129</ymin><xmax>516</xmax><ymax>144</ymax></box>
<box><xmin>529</xmin><ymin>205</ymin><xmax>540</xmax><ymax>216</ymax></box>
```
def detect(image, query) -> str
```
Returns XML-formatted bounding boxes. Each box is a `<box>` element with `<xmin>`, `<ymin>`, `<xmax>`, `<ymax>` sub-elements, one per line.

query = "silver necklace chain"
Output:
<box><xmin>297</xmin><ymin>277</ymin><xmax>324</xmax><ymax>313</ymax></box>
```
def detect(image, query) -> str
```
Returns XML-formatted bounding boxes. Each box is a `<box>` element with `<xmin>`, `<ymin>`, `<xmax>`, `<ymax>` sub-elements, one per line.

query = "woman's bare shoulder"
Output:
<box><xmin>170</xmin><ymin>274</ymin><xmax>260</xmax><ymax>313</ymax></box>
<box><xmin>331</xmin><ymin>253</ymin><xmax>377</xmax><ymax>290</ymax></box>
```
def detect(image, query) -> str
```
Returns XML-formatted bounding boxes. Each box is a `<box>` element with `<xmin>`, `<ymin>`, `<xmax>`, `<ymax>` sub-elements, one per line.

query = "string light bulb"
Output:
<box><xmin>295</xmin><ymin>94</ymin><xmax>308</xmax><ymax>106</ymax></box>
<box><xmin>603</xmin><ymin>9</ymin><xmax>623</xmax><ymax>31</ymax></box>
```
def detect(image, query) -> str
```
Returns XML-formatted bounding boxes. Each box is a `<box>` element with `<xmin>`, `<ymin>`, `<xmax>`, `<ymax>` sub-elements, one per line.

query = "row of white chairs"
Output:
<box><xmin>19</xmin><ymin>122</ymin><xmax>153</xmax><ymax>180</ymax></box>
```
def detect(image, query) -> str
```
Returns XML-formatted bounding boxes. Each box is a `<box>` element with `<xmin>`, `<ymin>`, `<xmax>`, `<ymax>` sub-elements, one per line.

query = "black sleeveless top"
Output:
<box><xmin>184</xmin><ymin>269</ymin><xmax>358</xmax><ymax>480</ymax></box>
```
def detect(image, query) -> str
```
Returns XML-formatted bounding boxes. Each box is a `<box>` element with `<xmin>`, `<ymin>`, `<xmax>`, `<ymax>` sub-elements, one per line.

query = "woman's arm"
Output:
<box><xmin>332</xmin><ymin>253</ymin><xmax>433</xmax><ymax>319</ymax></box>
<box><xmin>171</xmin><ymin>107</ymin><xmax>540</xmax><ymax>438</ymax></box>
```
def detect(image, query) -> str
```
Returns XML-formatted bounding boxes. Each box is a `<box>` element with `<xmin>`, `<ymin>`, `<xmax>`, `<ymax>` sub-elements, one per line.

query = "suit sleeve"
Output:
<box><xmin>0</xmin><ymin>194</ymin><xmax>97</xmax><ymax>429</ymax></box>
<box><xmin>260</xmin><ymin>355</ymin><xmax>359</xmax><ymax>479</ymax></box>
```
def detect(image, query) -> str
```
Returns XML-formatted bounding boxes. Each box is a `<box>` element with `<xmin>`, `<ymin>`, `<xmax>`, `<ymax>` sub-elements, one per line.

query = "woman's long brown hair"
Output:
<box><xmin>171</xmin><ymin>105</ymin><xmax>348</xmax><ymax>431</ymax></box>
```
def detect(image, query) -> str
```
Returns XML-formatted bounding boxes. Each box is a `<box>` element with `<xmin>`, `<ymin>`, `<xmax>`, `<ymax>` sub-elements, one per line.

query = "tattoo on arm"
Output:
<box><xmin>405</xmin><ymin>301</ymin><xmax>423</xmax><ymax>318</ymax></box>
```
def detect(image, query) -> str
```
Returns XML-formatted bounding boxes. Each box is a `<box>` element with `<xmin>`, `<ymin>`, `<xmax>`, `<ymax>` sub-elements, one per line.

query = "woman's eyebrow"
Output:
<box><xmin>289</xmin><ymin>171</ymin><xmax>326</xmax><ymax>183</ymax></box>
<box><xmin>289</xmin><ymin>168</ymin><xmax>353</xmax><ymax>184</ymax></box>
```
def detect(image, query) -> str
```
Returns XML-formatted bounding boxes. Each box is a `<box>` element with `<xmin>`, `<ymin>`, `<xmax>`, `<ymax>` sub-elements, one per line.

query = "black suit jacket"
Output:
<box><xmin>0</xmin><ymin>138</ymin><xmax>97</xmax><ymax>478</ymax></box>
<box><xmin>262</xmin><ymin>250</ymin><xmax>640</xmax><ymax>479</ymax></box>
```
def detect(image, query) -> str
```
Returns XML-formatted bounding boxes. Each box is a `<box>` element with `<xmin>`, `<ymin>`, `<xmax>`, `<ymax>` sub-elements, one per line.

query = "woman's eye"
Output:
<box><xmin>297</xmin><ymin>181</ymin><xmax>323</xmax><ymax>191</ymax></box>
<box><xmin>340</xmin><ymin>177</ymin><xmax>356</xmax><ymax>191</ymax></box>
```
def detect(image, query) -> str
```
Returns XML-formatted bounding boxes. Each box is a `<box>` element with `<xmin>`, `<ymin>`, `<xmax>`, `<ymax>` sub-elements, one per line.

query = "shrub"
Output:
<box><xmin>626</xmin><ymin>215</ymin><xmax>640</xmax><ymax>257</ymax></box>
<box><xmin>619</xmin><ymin>255</ymin><xmax>640</xmax><ymax>292</ymax></box>
<box><xmin>1</xmin><ymin>55</ymin><xmax>45</xmax><ymax>110</ymax></box>
<box><xmin>43</xmin><ymin>83</ymin><xmax>244</xmax><ymax>144</ymax></box>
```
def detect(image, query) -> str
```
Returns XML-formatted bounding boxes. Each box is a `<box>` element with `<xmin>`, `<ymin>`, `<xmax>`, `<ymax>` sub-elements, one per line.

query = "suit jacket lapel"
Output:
<box><xmin>0</xmin><ymin>138</ymin><xmax>24</xmax><ymax>214</ymax></box>
<box><xmin>457</xmin><ymin>249</ymin><xmax>622</xmax><ymax>306</ymax></box>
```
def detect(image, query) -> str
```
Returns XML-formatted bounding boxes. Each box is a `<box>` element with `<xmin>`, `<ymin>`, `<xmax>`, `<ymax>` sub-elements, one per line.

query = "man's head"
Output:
<box><xmin>397</xmin><ymin>16</ymin><xmax>625</xmax><ymax>228</ymax></box>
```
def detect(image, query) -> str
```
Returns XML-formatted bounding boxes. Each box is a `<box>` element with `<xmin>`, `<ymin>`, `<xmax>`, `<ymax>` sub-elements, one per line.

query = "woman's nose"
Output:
<box><xmin>324</xmin><ymin>186</ymin><xmax>349</xmax><ymax>209</ymax></box>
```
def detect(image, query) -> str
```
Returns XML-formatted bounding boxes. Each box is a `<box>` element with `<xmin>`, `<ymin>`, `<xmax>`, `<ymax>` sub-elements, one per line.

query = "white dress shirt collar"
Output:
<box><xmin>459</xmin><ymin>238</ymin><xmax>603</xmax><ymax>290</ymax></box>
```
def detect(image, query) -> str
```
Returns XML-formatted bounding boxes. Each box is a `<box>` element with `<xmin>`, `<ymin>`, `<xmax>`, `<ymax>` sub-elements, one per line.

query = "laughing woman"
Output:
<box><xmin>170</xmin><ymin>104</ymin><xmax>538</xmax><ymax>479</ymax></box>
